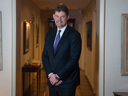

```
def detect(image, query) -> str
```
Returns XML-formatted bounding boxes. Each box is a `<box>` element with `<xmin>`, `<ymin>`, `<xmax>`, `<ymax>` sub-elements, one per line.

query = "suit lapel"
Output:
<box><xmin>54</xmin><ymin>26</ymin><xmax>70</xmax><ymax>57</ymax></box>
<box><xmin>48</xmin><ymin>28</ymin><xmax>57</xmax><ymax>57</ymax></box>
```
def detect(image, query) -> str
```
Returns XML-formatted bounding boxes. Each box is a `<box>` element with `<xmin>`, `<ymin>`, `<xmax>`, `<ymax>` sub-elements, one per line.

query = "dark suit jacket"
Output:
<box><xmin>42</xmin><ymin>25</ymin><xmax>81</xmax><ymax>88</ymax></box>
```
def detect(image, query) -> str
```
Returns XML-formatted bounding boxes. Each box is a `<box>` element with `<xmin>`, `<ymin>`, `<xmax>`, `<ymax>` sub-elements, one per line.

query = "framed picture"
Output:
<box><xmin>48</xmin><ymin>18</ymin><xmax>56</xmax><ymax>31</ymax></box>
<box><xmin>23</xmin><ymin>21</ymin><xmax>30</xmax><ymax>54</ymax></box>
<box><xmin>67</xmin><ymin>19</ymin><xmax>75</xmax><ymax>28</ymax></box>
<box><xmin>86</xmin><ymin>21</ymin><xmax>92</xmax><ymax>51</ymax></box>
<box><xmin>0</xmin><ymin>11</ymin><xmax>2</xmax><ymax>70</ymax></box>
<box><xmin>121</xmin><ymin>14</ymin><xmax>128</xmax><ymax>76</ymax></box>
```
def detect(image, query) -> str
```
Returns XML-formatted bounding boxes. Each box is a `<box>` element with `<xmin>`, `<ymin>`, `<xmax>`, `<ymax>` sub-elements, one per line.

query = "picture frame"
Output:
<box><xmin>67</xmin><ymin>19</ymin><xmax>75</xmax><ymax>28</ymax></box>
<box><xmin>86</xmin><ymin>21</ymin><xmax>92</xmax><ymax>51</ymax></box>
<box><xmin>23</xmin><ymin>21</ymin><xmax>30</xmax><ymax>54</ymax></box>
<box><xmin>121</xmin><ymin>14</ymin><xmax>128</xmax><ymax>76</ymax></box>
<box><xmin>48</xmin><ymin>18</ymin><xmax>56</xmax><ymax>31</ymax></box>
<box><xmin>0</xmin><ymin>11</ymin><xmax>2</xmax><ymax>70</ymax></box>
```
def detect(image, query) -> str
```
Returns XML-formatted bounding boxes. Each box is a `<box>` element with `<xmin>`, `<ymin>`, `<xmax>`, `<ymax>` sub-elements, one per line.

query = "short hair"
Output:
<box><xmin>54</xmin><ymin>4</ymin><xmax>69</xmax><ymax>16</ymax></box>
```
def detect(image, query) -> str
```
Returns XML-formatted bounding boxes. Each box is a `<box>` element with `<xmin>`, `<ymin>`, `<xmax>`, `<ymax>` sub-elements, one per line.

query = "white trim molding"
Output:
<box><xmin>96</xmin><ymin>0</ymin><xmax>105</xmax><ymax>96</ymax></box>
<box><xmin>11</xmin><ymin>0</ymin><xmax>16</xmax><ymax>96</ymax></box>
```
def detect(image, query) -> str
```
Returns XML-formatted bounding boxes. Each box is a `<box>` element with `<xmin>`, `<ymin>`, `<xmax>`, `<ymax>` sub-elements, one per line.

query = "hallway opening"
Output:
<box><xmin>15</xmin><ymin>0</ymin><xmax>99</xmax><ymax>96</ymax></box>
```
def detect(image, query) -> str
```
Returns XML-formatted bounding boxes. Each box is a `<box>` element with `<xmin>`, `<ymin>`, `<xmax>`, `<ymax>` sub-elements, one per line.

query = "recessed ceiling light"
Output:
<box><xmin>59</xmin><ymin>3</ymin><xmax>63</xmax><ymax>5</ymax></box>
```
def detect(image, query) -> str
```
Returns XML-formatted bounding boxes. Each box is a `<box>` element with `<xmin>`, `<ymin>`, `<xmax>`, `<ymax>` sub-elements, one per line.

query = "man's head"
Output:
<box><xmin>53</xmin><ymin>4</ymin><xmax>69</xmax><ymax>29</ymax></box>
<box><xmin>54</xmin><ymin>4</ymin><xmax>69</xmax><ymax>16</ymax></box>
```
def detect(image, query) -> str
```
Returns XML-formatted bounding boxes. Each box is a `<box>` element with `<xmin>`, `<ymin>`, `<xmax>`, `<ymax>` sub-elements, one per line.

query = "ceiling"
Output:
<box><xmin>31</xmin><ymin>0</ymin><xmax>92</xmax><ymax>10</ymax></box>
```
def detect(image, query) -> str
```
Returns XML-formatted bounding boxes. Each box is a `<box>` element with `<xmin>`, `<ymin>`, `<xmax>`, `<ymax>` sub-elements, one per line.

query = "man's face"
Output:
<box><xmin>53</xmin><ymin>11</ymin><xmax>69</xmax><ymax>29</ymax></box>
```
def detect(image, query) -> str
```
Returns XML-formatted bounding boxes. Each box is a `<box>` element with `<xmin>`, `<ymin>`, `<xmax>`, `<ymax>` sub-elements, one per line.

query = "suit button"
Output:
<box><xmin>52</xmin><ymin>67</ymin><xmax>54</xmax><ymax>69</ymax></box>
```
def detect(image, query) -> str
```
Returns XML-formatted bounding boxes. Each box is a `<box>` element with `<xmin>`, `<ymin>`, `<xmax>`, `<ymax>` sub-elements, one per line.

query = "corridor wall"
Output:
<box><xmin>16</xmin><ymin>0</ymin><xmax>42</xmax><ymax>95</ymax></box>
<box><xmin>82</xmin><ymin>0</ymin><xmax>96</xmax><ymax>94</ymax></box>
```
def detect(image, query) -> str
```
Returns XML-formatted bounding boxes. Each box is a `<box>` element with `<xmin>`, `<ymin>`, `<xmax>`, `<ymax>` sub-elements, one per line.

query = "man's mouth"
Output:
<box><xmin>57</xmin><ymin>21</ymin><xmax>62</xmax><ymax>24</ymax></box>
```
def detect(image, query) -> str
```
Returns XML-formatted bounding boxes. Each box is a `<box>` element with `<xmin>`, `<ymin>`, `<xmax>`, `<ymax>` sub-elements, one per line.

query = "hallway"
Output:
<box><xmin>24</xmin><ymin>69</ymin><xmax>94</xmax><ymax>96</ymax></box>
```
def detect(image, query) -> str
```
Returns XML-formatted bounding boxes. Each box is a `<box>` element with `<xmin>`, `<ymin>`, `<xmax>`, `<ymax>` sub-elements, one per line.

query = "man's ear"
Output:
<box><xmin>67</xmin><ymin>15</ymin><xmax>70</xmax><ymax>20</ymax></box>
<box><xmin>53</xmin><ymin>14</ymin><xmax>55</xmax><ymax>19</ymax></box>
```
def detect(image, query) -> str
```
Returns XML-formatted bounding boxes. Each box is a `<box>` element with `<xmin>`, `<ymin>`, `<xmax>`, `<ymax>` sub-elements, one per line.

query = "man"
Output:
<box><xmin>42</xmin><ymin>4</ymin><xmax>81</xmax><ymax>96</ymax></box>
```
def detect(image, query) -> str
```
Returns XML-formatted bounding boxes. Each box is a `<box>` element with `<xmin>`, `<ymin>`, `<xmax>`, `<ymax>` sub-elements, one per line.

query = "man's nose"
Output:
<box><xmin>58</xmin><ymin>17</ymin><xmax>61</xmax><ymax>20</ymax></box>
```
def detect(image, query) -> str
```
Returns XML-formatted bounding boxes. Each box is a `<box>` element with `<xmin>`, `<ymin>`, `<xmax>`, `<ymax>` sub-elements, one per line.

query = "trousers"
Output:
<box><xmin>49</xmin><ymin>86</ymin><xmax>76</xmax><ymax>96</ymax></box>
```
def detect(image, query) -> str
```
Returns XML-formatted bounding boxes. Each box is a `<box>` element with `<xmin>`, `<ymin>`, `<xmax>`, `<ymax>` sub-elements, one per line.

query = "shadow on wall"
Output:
<box><xmin>95</xmin><ymin>33</ymin><xmax>99</xmax><ymax>96</ymax></box>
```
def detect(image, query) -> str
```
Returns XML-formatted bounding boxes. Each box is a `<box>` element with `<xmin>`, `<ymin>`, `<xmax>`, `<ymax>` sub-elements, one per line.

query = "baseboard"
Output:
<box><xmin>85</xmin><ymin>75</ymin><xmax>95</xmax><ymax>95</ymax></box>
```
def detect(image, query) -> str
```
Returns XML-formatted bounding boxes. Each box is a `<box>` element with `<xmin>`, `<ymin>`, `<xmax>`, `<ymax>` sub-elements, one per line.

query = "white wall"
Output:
<box><xmin>0</xmin><ymin>0</ymin><xmax>13</xmax><ymax>96</ymax></box>
<box><xmin>105</xmin><ymin>0</ymin><xmax>128</xmax><ymax>96</ymax></box>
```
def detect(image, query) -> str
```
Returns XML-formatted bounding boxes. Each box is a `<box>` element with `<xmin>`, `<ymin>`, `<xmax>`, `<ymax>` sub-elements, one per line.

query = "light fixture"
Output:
<box><xmin>59</xmin><ymin>3</ymin><xmax>63</xmax><ymax>5</ymax></box>
<box><xmin>26</xmin><ymin>22</ymin><xmax>29</xmax><ymax>26</ymax></box>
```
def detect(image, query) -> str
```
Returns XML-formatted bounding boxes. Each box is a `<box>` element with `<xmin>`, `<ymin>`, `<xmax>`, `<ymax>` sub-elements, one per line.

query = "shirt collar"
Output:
<box><xmin>57</xmin><ymin>25</ymin><xmax>67</xmax><ymax>33</ymax></box>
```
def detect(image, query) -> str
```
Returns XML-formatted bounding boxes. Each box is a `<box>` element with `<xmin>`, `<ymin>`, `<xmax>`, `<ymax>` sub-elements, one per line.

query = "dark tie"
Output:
<box><xmin>54</xmin><ymin>30</ymin><xmax>61</xmax><ymax>54</ymax></box>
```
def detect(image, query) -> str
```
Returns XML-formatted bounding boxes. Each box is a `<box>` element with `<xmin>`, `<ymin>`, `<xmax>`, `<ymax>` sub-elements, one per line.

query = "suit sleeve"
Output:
<box><xmin>57</xmin><ymin>32</ymin><xmax>82</xmax><ymax>80</ymax></box>
<box><xmin>42</xmin><ymin>33</ymin><xmax>52</xmax><ymax>76</ymax></box>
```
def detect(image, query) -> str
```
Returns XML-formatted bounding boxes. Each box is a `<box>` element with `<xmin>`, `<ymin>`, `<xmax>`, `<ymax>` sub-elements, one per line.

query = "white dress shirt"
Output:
<box><xmin>53</xmin><ymin>25</ymin><xmax>67</xmax><ymax>45</ymax></box>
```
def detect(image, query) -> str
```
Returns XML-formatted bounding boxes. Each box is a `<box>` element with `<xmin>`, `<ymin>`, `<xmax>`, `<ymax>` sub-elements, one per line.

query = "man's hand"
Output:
<box><xmin>55</xmin><ymin>80</ymin><xmax>62</xmax><ymax>86</ymax></box>
<box><xmin>48</xmin><ymin>74</ymin><xmax>58</xmax><ymax>85</ymax></box>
